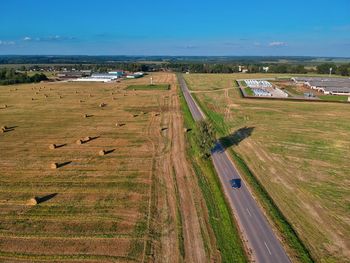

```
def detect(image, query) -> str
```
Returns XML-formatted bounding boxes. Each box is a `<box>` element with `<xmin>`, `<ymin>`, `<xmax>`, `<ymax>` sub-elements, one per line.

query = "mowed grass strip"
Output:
<box><xmin>125</xmin><ymin>84</ymin><xmax>170</xmax><ymax>90</ymax></box>
<box><xmin>184</xmin><ymin>73</ymin><xmax>350</xmax><ymax>263</ymax></box>
<box><xmin>319</xmin><ymin>95</ymin><xmax>349</xmax><ymax>102</ymax></box>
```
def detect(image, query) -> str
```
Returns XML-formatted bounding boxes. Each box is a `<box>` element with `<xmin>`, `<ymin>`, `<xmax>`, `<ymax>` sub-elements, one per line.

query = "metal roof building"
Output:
<box><xmin>292</xmin><ymin>77</ymin><xmax>350</xmax><ymax>95</ymax></box>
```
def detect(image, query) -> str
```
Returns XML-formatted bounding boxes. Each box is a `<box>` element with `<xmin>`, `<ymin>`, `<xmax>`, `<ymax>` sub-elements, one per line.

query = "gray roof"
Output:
<box><xmin>294</xmin><ymin>77</ymin><xmax>350</xmax><ymax>83</ymax></box>
<box><xmin>309</xmin><ymin>81</ymin><xmax>350</xmax><ymax>88</ymax></box>
<box><xmin>323</xmin><ymin>87</ymin><xmax>350</xmax><ymax>93</ymax></box>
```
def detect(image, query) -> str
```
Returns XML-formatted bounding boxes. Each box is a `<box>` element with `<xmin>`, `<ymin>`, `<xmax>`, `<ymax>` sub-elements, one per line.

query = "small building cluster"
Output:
<box><xmin>292</xmin><ymin>77</ymin><xmax>350</xmax><ymax>95</ymax></box>
<box><xmin>57</xmin><ymin>70</ymin><xmax>144</xmax><ymax>83</ymax></box>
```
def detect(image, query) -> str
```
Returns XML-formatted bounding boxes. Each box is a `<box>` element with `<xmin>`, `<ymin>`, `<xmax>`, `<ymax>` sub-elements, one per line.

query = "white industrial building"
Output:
<box><xmin>73</xmin><ymin>73</ymin><xmax>119</xmax><ymax>83</ymax></box>
<box><xmin>126</xmin><ymin>72</ymin><xmax>144</xmax><ymax>79</ymax></box>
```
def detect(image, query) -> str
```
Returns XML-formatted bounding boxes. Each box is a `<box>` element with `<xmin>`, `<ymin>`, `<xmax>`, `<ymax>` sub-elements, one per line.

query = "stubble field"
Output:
<box><xmin>0</xmin><ymin>73</ymin><xmax>170</xmax><ymax>262</ymax></box>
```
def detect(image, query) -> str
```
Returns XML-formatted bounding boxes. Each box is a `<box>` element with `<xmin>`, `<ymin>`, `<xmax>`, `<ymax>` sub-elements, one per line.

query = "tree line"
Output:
<box><xmin>4</xmin><ymin>62</ymin><xmax>350</xmax><ymax>77</ymax></box>
<box><xmin>315</xmin><ymin>63</ymin><xmax>350</xmax><ymax>76</ymax></box>
<box><xmin>169</xmin><ymin>63</ymin><xmax>350</xmax><ymax>75</ymax></box>
<box><xmin>0</xmin><ymin>68</ymin><xmax>48</xmax><ymax>85</ymax></box>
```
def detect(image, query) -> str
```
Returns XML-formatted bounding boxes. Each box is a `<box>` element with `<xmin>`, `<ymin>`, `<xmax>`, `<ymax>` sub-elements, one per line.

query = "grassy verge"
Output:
<box><xmin>125</xmin><ymin>84</ymin><xmax>170</xmax><ymax>90</ymax></box>
<box><xmin>245</xmin><ymin>87</ymin><xmax>254</xmax><ymax>96</ymax></box>
<box><xmin>192</xmin><ymin>92</ymin><xmax>314</xmax><ymax>263</ymax></box>
<box><xmin>178</xmin><ymin>87</ymin><xmax>247</xmax><ymax>263</ymax></box>
<box><xmin>319</xmin><ymin>95</ymin><xmax>349</xmax><ymax>102</ymax></box>
<box><xmin>232</xmin><ymin>80</ymin><xmax>239</xmax><ymax>87</ymax></box>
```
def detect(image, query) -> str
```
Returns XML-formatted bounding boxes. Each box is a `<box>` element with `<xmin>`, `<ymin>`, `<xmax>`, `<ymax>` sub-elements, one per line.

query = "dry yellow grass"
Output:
<box><xmin>0</xmin><ymin>73</ymin><xmax>180</xmax><ymax>262</ymax></box>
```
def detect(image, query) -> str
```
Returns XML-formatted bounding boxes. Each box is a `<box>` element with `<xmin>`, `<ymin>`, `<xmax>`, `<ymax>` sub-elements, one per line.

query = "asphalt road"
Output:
<box><xmin>178</xmin><ymin>74</ymin><xmax>291</xmax><ymax>263</ymax></box>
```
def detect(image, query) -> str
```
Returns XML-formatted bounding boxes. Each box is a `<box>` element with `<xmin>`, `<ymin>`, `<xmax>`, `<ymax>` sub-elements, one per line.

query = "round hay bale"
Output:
<box><xmin>28</xmin><ymin>197</ymin><xmax>38</xmax><ymax>206</ymax></box>
<box><xmin>76</xmin><ymin>139</ymin><xmax>83</xmax><ymax>145</ymax></box>
<box><xmin>3</xmin><ymin>104</ymin><xmax>7</xmax><ymax>109</ymax></box>
<box><xmin>83</xmin><ymin>114</ymin><xmax>88</xmax><ymax>118</ymax></box>
<box><xmin>115</xmin><ymin>122</ymin><xmax>119</xmax><ymax>127</ymax></box>
<box><xmin>99</xmin><ymin>149</ymin><xmax>106</xmax><ymax>156</ymax></box>
<box><xmin>49</xmin><ymin>144</ymin><xmax>57</xmax><ymax>150</ymax></box>
<box><xmin>84</xmin><ymin>136</ymin><xmax>91</xmax><ymax>141</ymax></box>
<box><xmin>51</xmin><ymin>162</ymin><xmax>58</xmax><ymax>169</ymax></box>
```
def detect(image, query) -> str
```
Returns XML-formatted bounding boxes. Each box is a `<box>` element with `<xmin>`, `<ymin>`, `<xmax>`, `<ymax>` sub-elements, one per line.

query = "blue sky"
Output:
<box><xmin>0</xmin><ymin>0</ymin><xmax>350</xmax><ymax>56</ymax></box>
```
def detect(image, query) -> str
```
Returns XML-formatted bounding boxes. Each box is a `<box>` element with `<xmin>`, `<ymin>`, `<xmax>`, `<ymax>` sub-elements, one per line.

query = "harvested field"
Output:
<box><xmin>0</xmin><ymin>72</ymin><xmax>218</xmax><ymax>262</ymax></box>
<box><xmin>184</xmin><ymin>73</ymin><xmax>350</xmax><ymax>263</ymax></box>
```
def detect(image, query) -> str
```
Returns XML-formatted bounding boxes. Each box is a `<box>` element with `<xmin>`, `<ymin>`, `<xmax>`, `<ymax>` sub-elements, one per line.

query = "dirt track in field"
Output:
<box><xmin>152</xmin><ymin>76</ymin><xmax>218</xmax><ymax>263</ymax></box>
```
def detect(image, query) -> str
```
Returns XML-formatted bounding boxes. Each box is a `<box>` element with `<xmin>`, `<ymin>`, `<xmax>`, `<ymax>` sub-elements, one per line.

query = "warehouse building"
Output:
<box><xmin>292</xmin><ymin>77</ymin><xmax>350</xmax><ymax>95</ymax></box>
<box><xmin>57</xmin><ymin>70</ymin><xmax>91</xmax><ymax>79</ymax></box>
<box><xmin>73</xmin><ymin>73</ymin><xmax>118</xmax><ymax>83</ymax></box>
<box><xmin>108</xmin><ymin>70</ymin><xmax>125</xmax><ymax>77</ymax></box>
<box><xmin>126</xmin><ymin>72</ymin><xmax>144</xmax><ymax>79</ymax></box>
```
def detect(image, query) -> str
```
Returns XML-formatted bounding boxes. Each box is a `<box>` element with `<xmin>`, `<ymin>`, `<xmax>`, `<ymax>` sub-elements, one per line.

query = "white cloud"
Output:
<box><xmin>23</xmin><ymin>36</ymin><xmax>32</xmax><ymax>41</ymax></box>
<box><xmin>268</xmin><ymin>41</ymin><xmax>287</xmax><ymax>47</ymax></box>
<box><xmin>35</xmin><ymin>35</ymin><xmax>76</xmax><ymax>42</ymax></box>
<box><xmin>0</xmin><ymin>40</ymin><xmax>15</xmax><ymax>45</ymax></box>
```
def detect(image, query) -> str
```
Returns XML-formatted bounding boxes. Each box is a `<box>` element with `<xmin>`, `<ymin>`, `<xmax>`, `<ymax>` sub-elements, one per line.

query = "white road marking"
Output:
<box><xmin>264</xmin><ymin>241</ymin><xmax>272</xmax><ymax>255</ymax></box>
<box><xmin>246</xmin><ymin>208</ymin><xmax>252</xmax><ymax>217</ymax></box>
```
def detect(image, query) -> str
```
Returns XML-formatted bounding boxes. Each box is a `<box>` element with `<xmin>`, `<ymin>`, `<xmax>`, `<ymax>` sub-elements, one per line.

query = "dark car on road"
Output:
<box><xmin>230</xmin><ymin>178</ymin><xmax>241</xmax><ymax>189</ymax></box>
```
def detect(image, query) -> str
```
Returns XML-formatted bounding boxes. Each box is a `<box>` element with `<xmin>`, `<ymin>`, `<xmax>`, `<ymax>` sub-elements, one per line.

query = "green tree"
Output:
<box><xmin>316</xmin><ymin>63</ymin><xmax>337</xmax><ymax>74</ymax></box>
<box><xmin>195</xmin><ymin>120</ymin><xmax>216</xmax><ymax>159</ymax></box>
<box><xmin>336</xmin><ymin>64</ymin><xmax>350</xmax><ymax>76</ymax></box>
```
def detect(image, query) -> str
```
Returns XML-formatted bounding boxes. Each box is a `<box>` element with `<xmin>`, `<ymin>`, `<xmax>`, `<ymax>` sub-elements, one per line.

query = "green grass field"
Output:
<box><xmin>184</xmin><ymin>73</ymin><xmax>350</xmax><ymax>263</ymax></box>
<box><xmin>126</xmin><ymin>84</ymin><xmax>170</xmax><ymax>90</ymax></box>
